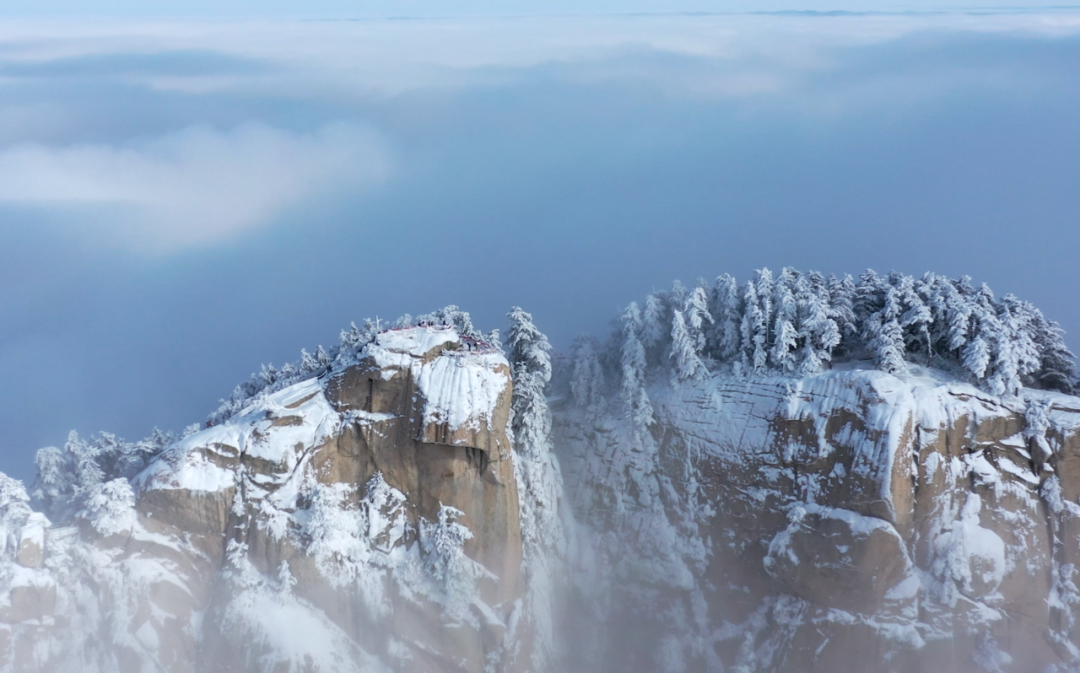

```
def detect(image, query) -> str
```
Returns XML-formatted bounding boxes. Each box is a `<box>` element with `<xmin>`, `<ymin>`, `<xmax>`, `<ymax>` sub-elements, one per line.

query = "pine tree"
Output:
<box><xmin>620</xmin><ymin>303</ymin><xmax>655</xmax><ymax>428</ymax></box>
<box><xmin>895</xmin><ymin>274</ymin><xmax>933</xmax><ymax>361</ymax></box>
<box><xmin>987</xmin><ymin>295</ymin><xmax>1042</xmax><ymax>396</ymax></box>
<box><xmin>1031</xmin><ymin>311</ymin><xmax>1075</xmax><ymax>393</ymax></box>
<box><xmin>864</xmin><ymin>282</ymin><xmax>908</xmax><ymax>375</ymax></box>
<box><xmin>707</xmin><ymin>274</ymin><xmax>742</xmax><ymax>363</ymax></box>
<box><xmin>683</xmin><ymin>284</ymin><xmax>713</xmax><ymax>357</ymax></box>
<box><xmin>753</xmin><ymin>268</ymin><xmax>775</xmax><ymax>349</ymax></box>
<box><xmin>770</xmin><ymin>267</ymin><xmax>799</xmax><ymax>372</ymax></box>
<box><xmin>795</xmin><ymin>273</ymin><xmax>841</xmax><ymax>376</ymax></box>
<box><xmin>826</xmin><ymin>274</ymin><xmax>858</xmax><ymax>350</ymax></box>
<box><xmin>962</xmin><ymin>286</ymin><xmax>1001</xmax><ymax>382</ymax></box>
<box><xmin>670</xmin><ymin>310</ymin><xmax>708</xmax><ymax>382</ymax></box>
<box><xmin>67</xmin><ymin>431</ymin><xmax>104</xmax><ymax>494</ymax></box>
<box><xmin>33</xmin><ymin>445</ymin><xmax>73</xmax><ymax>519</ymax></box>
<box><xmin>740</xmin><ymin>280</ymin><xmax>768</xmax><ymax>373</ymax></box>
<box><xmin>0</xmin><ymin>473</ymin><xmax>31</xmax><ymax>536</ymax></box>
<box><xmin>299</xmin><ymin>348</ymin><xmax>318</xmax><ymax>373</ymax></box>
<box><xmin>853</xmin><ymin>269</ymin><xmax>887</xmax><ymax>328</ymax></box>
<box><xmin>641</xmin><ymin>293</ymin><xmax>667</xmax><ymax>356</ymax></box>
<box><xmin>505</xmin><ymin>306</ymin><xmax>566</xmax><ymax>672</ymax></box>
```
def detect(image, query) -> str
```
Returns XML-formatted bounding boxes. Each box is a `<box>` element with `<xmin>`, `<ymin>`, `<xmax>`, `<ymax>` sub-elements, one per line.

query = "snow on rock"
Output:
<box><xmin>367</xmin><ymin>326</ymin><xmax>509</xmax><ymax>436</ymax></box>
<box><xmin>0</xmin><ymin>322</ymin><xmax>529</xmax><ymax>673</ymax></box>
<box><xmin>554</xmin><ymin>362</ymin><xmax>1080</xmax><ymax>673</ymax></box>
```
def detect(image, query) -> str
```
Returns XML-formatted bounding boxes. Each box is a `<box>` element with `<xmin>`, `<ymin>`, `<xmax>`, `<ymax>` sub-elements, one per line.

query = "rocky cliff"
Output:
<box><xmin>554</xmin><ymin>364</ymin><xmax>1080</xmax><ymax>673</ymax></box>
<box><xmin>5</xmin><ymin>311</ymin><xmax>1080</xmax><ymax>673</ymax></box>
<box><xmin>0</xmin><ymin>325</ymin><xmax>556</xmax><ymax>673</ymax></box>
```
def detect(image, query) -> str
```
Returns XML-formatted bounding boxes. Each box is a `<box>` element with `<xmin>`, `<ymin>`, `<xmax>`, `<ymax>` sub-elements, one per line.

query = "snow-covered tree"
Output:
<box><xmin>827</xmin><ymin>274</ymin><xmax>858</xmax><ymax>353</ymax></box>
<box><xmin>641</xmin><ymin>292</ymin><xmax>668</xmax><ymax>358</ymax></box>
<box><xmin>853</xmin><ymin>269</ymin><xmax>887</xmax><ymax>328</ymax></box>
<box><xmin>707</xmin><ymin>274</ymin><xmax>742</xmax><ymax>363</ymax></box>
<box><xmin>795</xmin><ymin>273</ymin><xmax>841</xmax><ymax>376</ymax></box>
<box><xmin>670</xmin><ymin>310</ymin><xmax>709</xmax><ymax>383</ymax></box>
<box><xmin>34</xmin><ymin>445</ymin><xmax>74</xmax><ymax>519</ymax></box>
<box><xmin>620</xmin><ymin>303</ymin><xmax>655</xmax><ymax>428</ymax></box>
<box><xmin>863</xmin><ymin>281</ymin><xmax>909</xmax><ymax>375</ymax></box>
<box><xmin>986</xmin><ymin>295</ymin><xmax>1042</xmax><ymax>396</ymax></box>
<box><xmin>740</xmin><ymin>280</ymin><xmax>768</xmax><ymax>373</ymax></box>
<box><xmin>753</xmin><ymin>268</ymin><xmax>775</xmax><ymax>347</ymax></box>
<box><xmin>79</xmin><ymin>478</ymin><xmax>136</xmax><ymax>538</ymax></box>
<box><xmin>299</xmin><ymin>348</ymin><xmax>318</xmax><ymax>373</ymax></box>
<box><xmin>896</xmin><ymin>274</ymin><xmax>933</xmax><ymax>360</ymax></box>
<box><xmin>506</xmin><ymin>306</ymin><xmax>566</xmax><ymax>672</ymax></box>
<box><xmin>770</xmin><ymin>268</ymin><xmax>799</xmax><ymax>372</ymax></box>
<box><xmin>1032</xmin><ymin>313</ymin><xmax>1075</xmax><ymax>393</ymax></box>
<box><xmin>419</xmin><ymin>505</ymin><xmax>494</xmax><ymax>621</ymax></box>
<box><xmin>683</xmin><ymin>284</ymin><xmax>713</xmax><ymax>356</ymax></box>
<box><xmin>961</xmin><ymin>286</ymin><xmax>1002</xmax><ymax>381</ymax></box>
<box><xmin>0</xmin><ymin>473</ymin><xmax>32</xmax><ymax>550</ymax></box>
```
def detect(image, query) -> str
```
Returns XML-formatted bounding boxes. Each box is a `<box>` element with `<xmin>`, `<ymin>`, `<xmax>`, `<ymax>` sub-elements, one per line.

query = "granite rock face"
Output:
<box><xmin>554</xmin><ymin>366</ymin><xmax>1080</xmax><ymax>673</ymax></box>
<box><xmin>0</xmin><ymin>326</ymin><xmax>540</xmax><ymax>673</ymax></box>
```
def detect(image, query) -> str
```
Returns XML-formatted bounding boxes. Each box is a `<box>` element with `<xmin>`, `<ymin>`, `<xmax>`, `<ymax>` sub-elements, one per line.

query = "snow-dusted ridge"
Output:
<box><xmin>0</xmin><ymin>315</ymin><xmax>569</xmax><ymax>673</ymax></box>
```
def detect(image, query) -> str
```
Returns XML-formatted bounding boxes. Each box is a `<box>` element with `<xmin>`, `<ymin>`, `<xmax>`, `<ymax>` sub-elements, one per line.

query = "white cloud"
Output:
<box><xmin>0</xmin><ymin>122</ymin><xmax>392</xmax><ymax>251</ymax></box>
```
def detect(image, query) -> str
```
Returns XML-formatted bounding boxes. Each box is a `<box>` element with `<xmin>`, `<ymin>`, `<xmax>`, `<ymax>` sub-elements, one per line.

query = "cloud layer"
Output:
<box><xmin>0</xmin><ymin>122</ymin><xmax>390</xmax><ymax>250</ymax></box>
<box><xmin>2</xmin><ymin>12</ymin><xmax>1080</xmax><ymax>483</ymax></box>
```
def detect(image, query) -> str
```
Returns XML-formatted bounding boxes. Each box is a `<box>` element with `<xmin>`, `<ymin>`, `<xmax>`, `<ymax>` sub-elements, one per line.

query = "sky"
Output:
<box><xmin>1</xmin><ymin>7</ymin><xmax>1080</xmax><ymax>482</ymax></box>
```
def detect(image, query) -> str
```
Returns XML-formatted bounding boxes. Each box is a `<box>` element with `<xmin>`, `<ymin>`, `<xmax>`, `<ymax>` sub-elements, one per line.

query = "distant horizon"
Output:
<box><xmin>7</xmin><ymin>2</ymin><xmax>1080</xmax><ymax>20</ymax></box>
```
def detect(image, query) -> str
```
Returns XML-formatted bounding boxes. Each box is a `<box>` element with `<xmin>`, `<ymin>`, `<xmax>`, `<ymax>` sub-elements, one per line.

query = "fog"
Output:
<box><xmin>1</xmin><ymin>10</ymin><xmax>1080</xmax><ymax>494</ymax></box>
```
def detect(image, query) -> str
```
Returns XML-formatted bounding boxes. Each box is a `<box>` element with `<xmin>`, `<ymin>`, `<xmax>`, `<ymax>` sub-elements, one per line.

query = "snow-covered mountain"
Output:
<box><xmin>0</xmin><ymin>315</ymin><xmax>564</xmax><ymax>673</ymax></box>
<box><xmin>3</xmin><ymin>269</ymin><xmax>1080</xmax><ymax>673</ymax></box>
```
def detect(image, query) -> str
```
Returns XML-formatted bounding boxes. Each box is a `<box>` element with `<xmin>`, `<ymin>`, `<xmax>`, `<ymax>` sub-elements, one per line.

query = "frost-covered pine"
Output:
<box><xmin>506</xmin><ymin>306</ymin><xmax>566</xmax><ymax>672</ymax></box>
<box><xmin>507</xmin><ymin>307</ymin><xmax>554</xmax><ymax>453</ymax></box>
<box><xmin>669</xmin><ymin>280</ymin><xmax>688</xmax><ymax>310</ymax></box>
<box><xmin>924</xmin><ymin>274</ymin><xmax>972</xmax><ymax>357</ymax></box>
<box><xmin>864</xmin><ymin>283</ymin><xmax>908</xmax><ymax>375</ymax></box>
<box><xmin>739</xmin><ymin>280</ymin><xmax>768</xmax><ymax>373</ymax></box>
<box><xmin>770</xmin><ymin>268</ymin><xmax>799</xmax><ymax>372</ymax></box>
<box><xmin>314</xmin><ymin>345</ymin><xmax>332</xmax><ymax>368</ymax></box>
<box><xmin>683</xmin><ymin>284</ymin><xmax>713</xmax><ymax>356</ymax></box>
<box><xmin>795</xmin><ymin>273</ymin><xmax>841</xmax><ymax>376</ymax></box>
<box><xmin>987</xmin><ymin>295</ymin><xmax>1042</xmax><ymax>396</ymax></box>
<box><xmin>570</xmin><ymin>337</ymin><xmax>606</xmax><ymax>420</ymax></box>
<box><xmin>299</xmin><ymin>348</ymin><xmax>318</xmax><ymax>373</ymax></box>
<box><xmin>641</xmin><ymin>292</ymin><xmax>668</xmax><ymax>363</ymax></box>
<box><xmin>829</xmin><ymin>275</ymin><xmax>855</xmax><ymax>358</ymax></box>
<box><xmin>853</xmin><ymin>269</ymin><xmax>887</xmax><ymax>327</ymax></box>
<box><xmin>1032</xmin><ymin>313</ymin><xmax>1075</xmax><ymax>393</ymax></box>
<box><xmin>34</xmin><ymin>445</ymin><xmax>75</xmax><ymax>519</ymax></box>
<box><xmin>753</xmin><ymin>268</ymin><xmax>775</xmax><ymax>346</ymax></box>
<box><xmin>620</xmin><ymin>303</ymin><xmax>655</xmax><ymax>428</ymax></box>
<box><xmin>962</xmin><ymin>285</ymin><xmax>1003</xmax><ymax>382</ymax></box>
<box><xmin>895</xmin><ymin>274</ymin><xmax>933</xmax><ymax>359</ymax></box>
<box><xmin>0</xmin><ymin>473</ymin><xmax>32</xmax><ymax>550</ymax></box>
<box><xmin>419</xmin><ymin>505</ymin><xmax>493</xmax><ymax>621</ymax></box>
<box><xmin>79</xmin><ymin>478</ymin><xmax>136</xmax><ymax>537</ymax></box>
<box><xmin>707</xmin><ymin>274</ymin><xmax>742</xmax><ymax>363</ymax></box>
<box><xmin>670</xmin><ymin>311</ymin><xmax>708</xmax><ymax>383</ymax></box>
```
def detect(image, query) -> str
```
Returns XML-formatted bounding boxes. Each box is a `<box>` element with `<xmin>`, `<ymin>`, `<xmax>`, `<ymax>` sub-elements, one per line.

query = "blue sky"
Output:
<box><xmin>1</xmin><ymin>9</ymin><xmax>1080</xmax><ymax>481</ymax></box>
